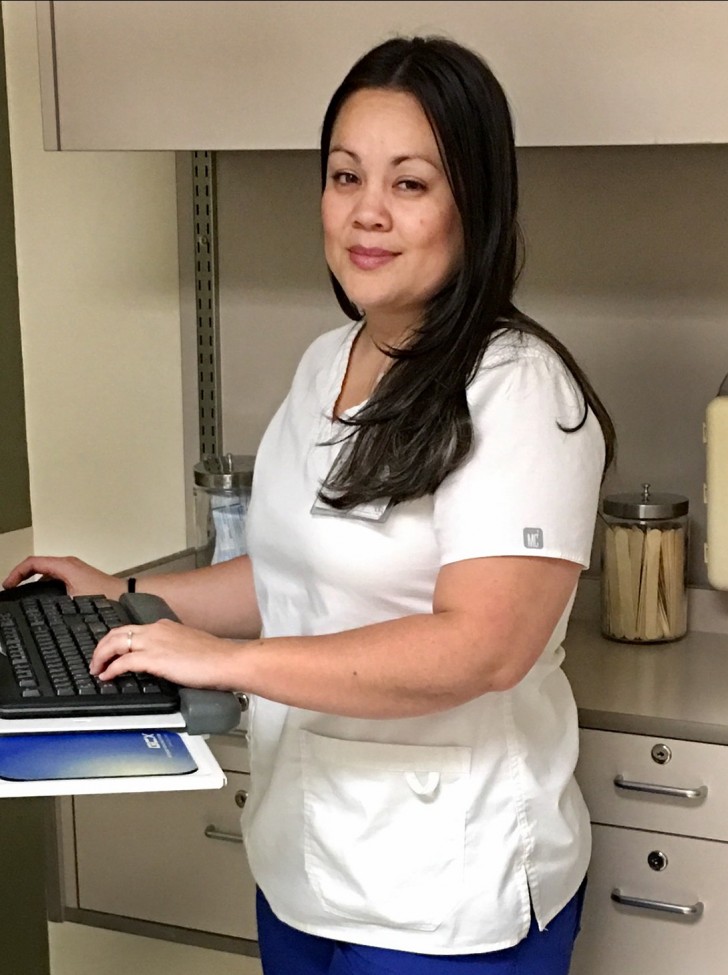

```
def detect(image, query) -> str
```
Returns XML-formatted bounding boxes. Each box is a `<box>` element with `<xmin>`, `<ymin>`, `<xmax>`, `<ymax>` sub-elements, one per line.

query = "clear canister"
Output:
<box><xmin>600</xmin><ymin>483</ymin><xmax>689</xmax><ymax>643</ymax></box>
<box><xmin>193</xmin><ymin>454</ymin><xmax>255</xmax><ymax>568</ymax></box>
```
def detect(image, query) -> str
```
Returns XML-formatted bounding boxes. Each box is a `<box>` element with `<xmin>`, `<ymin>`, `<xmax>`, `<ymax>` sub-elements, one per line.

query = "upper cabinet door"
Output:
<box><xmin>36</xmin><ymin>0</ymin><xmax>728</xmax><ymax>150</ymax></box>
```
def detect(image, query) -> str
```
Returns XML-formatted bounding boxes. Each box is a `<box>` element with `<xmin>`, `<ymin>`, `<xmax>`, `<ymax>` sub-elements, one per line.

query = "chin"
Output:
<box><xmin>349</xmin><ymin>294</ymin><xmax>401</xmax><ymax>316</ymax></box>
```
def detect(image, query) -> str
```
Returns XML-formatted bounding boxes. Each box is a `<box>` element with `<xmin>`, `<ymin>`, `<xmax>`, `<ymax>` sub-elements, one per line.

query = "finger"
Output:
<box><xmin>90</xmin><ymin>625</ymin><xmax>143</xmax><ymax>676</ymax></box>
<box><xmin>96</xmin><ymin>652</ymin><xmax>151</xmax><ymax>682</ymax></box>
<box><xmin>2</xmin><ymin>557</ymin><xmax>53</xmax><ymax>589</ymax></box>
<box><xmin>2</xmin><ymin>555</ymin><xmax>79</xmax><ymax>590</ymax></box>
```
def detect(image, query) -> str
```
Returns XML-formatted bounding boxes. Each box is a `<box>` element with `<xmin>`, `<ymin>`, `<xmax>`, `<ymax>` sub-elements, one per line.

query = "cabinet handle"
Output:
<box><xmin>611</xmin><ymin>888</ymin><xmax>704</xmax><ymax>918</ymax></box>
<box><xmin>204</xmin><ymin>825</ymin><xmax>243</xmax><ymax>844</ymax></box>
<box><xmin>613</xmin><ymin>775</ymin><xmax>708</xmax><ymax>800</ymax></box>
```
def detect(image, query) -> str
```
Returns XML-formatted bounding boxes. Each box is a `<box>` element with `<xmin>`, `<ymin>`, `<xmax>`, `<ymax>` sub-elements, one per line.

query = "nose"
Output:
<box><xmin>351</xmin><ymin>183</ymin><xmax>392</xmax><ymax>232</ymax></box>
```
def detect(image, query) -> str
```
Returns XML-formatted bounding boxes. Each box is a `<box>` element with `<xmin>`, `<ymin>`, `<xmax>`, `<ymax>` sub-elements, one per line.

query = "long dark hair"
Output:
<box><xmin>318</xmin><ymin>36</ymin><xmax>615</xmax><ymax>509</ymax></box>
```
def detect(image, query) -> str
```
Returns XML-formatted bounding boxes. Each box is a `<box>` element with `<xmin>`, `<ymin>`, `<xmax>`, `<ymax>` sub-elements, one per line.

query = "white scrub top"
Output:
<box><xmin>243</xmin><ymin>321</ymin><xmax>605</xmax><ymax>954</ymax></box>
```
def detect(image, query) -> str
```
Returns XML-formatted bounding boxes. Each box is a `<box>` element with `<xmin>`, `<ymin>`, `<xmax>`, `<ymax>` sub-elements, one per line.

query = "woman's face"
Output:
<box><xmin>321</xmin><ymin>88</ymin><xmax>463</xmax><ymax>330</ymax></box>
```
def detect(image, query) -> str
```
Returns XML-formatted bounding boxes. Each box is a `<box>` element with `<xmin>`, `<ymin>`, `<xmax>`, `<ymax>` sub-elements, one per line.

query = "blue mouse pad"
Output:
<box><xmin>0</xmin><ymin>731</ymin><xmax>198</xmax><ymax>780</ymax></box>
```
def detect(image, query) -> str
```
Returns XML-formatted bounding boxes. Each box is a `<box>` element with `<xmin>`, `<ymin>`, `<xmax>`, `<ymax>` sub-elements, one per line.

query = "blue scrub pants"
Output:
<box><xmin>256</xmin><ymin>879</ymin><xmax>587</xmax><ymax>975</ymax></box>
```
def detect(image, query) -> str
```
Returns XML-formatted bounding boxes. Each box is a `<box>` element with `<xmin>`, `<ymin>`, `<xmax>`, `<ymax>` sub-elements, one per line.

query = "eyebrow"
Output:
<box><xmin>328</xmin><ymin>146</ymin><xmax>441</xmax><ymax>169</ymax></box>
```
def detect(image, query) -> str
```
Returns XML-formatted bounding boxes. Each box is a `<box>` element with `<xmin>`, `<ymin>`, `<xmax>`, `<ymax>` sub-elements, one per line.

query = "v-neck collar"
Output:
<box><xmin>328</xmin><ymin>319</ymin><xmax>367</xmax><ymax>422</ymax></box>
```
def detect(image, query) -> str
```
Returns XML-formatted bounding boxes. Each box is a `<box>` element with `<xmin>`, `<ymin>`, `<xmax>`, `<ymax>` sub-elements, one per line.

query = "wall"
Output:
<box><xmin>518</xmin><ymin>144</ymin><xmax>728</xmax><ymax>586</ymax></box>
<box><xmin>0</xmin><ymin>6</ymin><xmax>32</xmax><ymax>568</ymax></box>
<box><xmin>216</xmin><ymin>152</ymin><xmax>337</xmax><ymax>454</ymax></box>
<box><xmin>1</xmin><ymin>1</ymin><xmax>186</xmax><ymax>577</ymax></box>
<box><xmin>212</xmin><ymin>145</ymin><xmax>728</xmax><ymax>587</ymax></box>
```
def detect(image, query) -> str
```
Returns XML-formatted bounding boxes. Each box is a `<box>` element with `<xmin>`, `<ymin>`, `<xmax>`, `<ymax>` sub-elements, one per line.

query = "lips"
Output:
<box><xmin>348</xmin><ymin>246</ymin><xmax>398</xmax><ymax>270</ymax></box>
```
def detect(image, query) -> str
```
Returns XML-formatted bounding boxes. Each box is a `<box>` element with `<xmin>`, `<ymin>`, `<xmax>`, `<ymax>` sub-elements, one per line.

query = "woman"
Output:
<box><xmin>5</xmin><ymin>36</ymin><xmax>614</xmax><ymax>975</ymax></box>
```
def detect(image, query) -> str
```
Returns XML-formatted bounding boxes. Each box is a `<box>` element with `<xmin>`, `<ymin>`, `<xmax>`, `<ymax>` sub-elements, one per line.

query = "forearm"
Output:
<box><xmin>222</xmin><ymin>612</ymin><xmax>511</xmax><ymax>719</ymax></box>
<box><xmin>212</xmin><ymin>559</ymin><xmax>577</xmax><ymax>719</ymax></box>
<box><xmin>133</xmin><ymin>556</ymin><xmax>261</xmax><ymax>639</ymax></box>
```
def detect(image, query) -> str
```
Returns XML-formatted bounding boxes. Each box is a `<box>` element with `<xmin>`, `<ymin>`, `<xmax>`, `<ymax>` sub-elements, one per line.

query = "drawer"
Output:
<box><xmin>571</xmin><ymin>823</ymin><xmax>727</xmax><ymax>975</ymax></box>
<box><xmin>576</xmin><ymin>729</ymin><xmax>728</xmax><ymax>841</ymax></box>
<box><xmin>75</xmin><ymin>772</ymin><xmax>256</xmax><ymax>939</ymax></box>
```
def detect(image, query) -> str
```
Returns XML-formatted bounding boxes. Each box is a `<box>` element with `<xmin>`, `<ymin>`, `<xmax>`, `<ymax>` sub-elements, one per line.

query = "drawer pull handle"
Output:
<box><xmin>611</xmin><ymin>888</ymin><xmax>704</xmax><ymax>918</ymax></box>
<box><xmin>613</xmin><ymin>775</ymin><xmax>708</xmax><ymax>800</ymax></box>
<box><xmin>204</xmin><ymin>825</ymin><xmax>243</xmax><ymax>844</ymax></box>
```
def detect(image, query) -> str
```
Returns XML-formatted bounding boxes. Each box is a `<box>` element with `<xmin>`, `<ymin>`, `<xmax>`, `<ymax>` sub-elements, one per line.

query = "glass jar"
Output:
<box><xmin>193</xmin><ymin>454</ymin><xmax>255</xmax><ymax>568</ymax></box>
<box><xmin>600</xmin><ymin>483</ymin><xmax>689</xmax><ymax>643</ymax></box>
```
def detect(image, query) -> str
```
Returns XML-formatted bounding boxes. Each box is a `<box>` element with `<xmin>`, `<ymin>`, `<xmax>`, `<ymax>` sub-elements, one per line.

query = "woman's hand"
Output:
<box><xmin>2</xmin><ymin>556</ymin><xmax>126</xmax><ymax>600</ymax></box>
<box><xmin>90</xmin><ymin>618</ymin><xmax>244</xmax><ymax>691</ymax></box>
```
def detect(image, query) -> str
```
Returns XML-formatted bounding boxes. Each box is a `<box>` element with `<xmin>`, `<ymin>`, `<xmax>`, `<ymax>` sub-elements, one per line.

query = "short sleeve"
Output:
<box><xmin>433</xmin><ymin>338</ymin><xmax>605</xmax><ymax>569</ymax></box>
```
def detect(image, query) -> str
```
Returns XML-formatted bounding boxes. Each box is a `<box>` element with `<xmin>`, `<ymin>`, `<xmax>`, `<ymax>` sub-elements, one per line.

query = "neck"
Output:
<box><xmin>361</xmin><ymin>309</ymin><xmax>419</xmax><ymax>351</ymax></box>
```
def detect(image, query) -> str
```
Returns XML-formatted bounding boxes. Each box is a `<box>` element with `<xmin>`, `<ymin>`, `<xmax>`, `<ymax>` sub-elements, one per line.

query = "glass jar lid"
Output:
<box><xmin>602</xmin><ymin>482</ymin><xmax>689</xmax><ymax>520</ymax></box>
<box><xmin>193</xmin><ymin>453</ymin><xmax>255</xmax><ymax>490</ymax></box>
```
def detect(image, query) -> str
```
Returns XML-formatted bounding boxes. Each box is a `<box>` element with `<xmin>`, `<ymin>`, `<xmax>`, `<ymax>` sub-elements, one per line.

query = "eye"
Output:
<box><xmin>396</xmin><ymin>178</ymin><xmax>426</xmax><ymax>193</ymax></box>
<box><xmin>330</xmin><ymin>170</ymin><xmax>360</xmax><ymax>187</ymax></box>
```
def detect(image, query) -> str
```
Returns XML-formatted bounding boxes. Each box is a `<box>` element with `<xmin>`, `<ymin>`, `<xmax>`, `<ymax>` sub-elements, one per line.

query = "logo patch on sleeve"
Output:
<box><xmin>523</xmin><ymin>528</ymin><xmax>544</xmax><ymax>549</ymax></box>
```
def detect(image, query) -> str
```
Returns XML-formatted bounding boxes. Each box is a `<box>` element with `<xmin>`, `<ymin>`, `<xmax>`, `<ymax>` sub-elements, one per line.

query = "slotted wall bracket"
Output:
<box><xmin>192</xmin><ymin>150</ymin><xmax>222</xmax><ymax>460</ymax></box>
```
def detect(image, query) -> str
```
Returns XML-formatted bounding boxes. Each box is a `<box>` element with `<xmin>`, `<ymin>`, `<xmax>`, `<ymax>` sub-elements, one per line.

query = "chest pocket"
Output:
<box><xmin>300</xmin><ymin>731</ymin><xmax>471</xmax><ymax>931</ymax></box>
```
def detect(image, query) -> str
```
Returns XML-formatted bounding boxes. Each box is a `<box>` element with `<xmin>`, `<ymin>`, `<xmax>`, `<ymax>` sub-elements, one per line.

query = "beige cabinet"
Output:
<box><xmin>37</xmin><ymin>1</ymin><xmax>728</xmax><ymax>151</ymax></box>
<box><xmin>74</xmin><ymin>771</ymin><xmax>256</xmax><ymax>940</ymax></box>
<box><xmin>572</xmin><ymin>729</ymin><xmax>728</xmax><ymax>975</ymax></box>
<box><xmin>572</xmin><ymin>825</ymin><xmax>725</xmax><ymax>975</ymax></box>
<box><xmin>71</xmin><ymin>724</ymin><xmax>257</xmax><ymax>942</ymax></box>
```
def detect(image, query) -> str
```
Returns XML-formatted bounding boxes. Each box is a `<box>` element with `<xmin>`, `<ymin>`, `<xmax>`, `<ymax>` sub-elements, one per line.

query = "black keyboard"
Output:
<box><xmin>0</xmin><ymin>592</ymin><xmax>179</xmax><ymax>719</ymax></box>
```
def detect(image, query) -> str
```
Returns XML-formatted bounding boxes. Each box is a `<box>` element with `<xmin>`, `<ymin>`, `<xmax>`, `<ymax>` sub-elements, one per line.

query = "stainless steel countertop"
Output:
<box><xmin>563</xmin><ymin>620</ymin><xmax>728</xmax><ymax>744</ymax></box>
<box><xmin>118</xmin><ymin>548</ymin><xmax>196</xmax><ymax>579</ymax></box>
